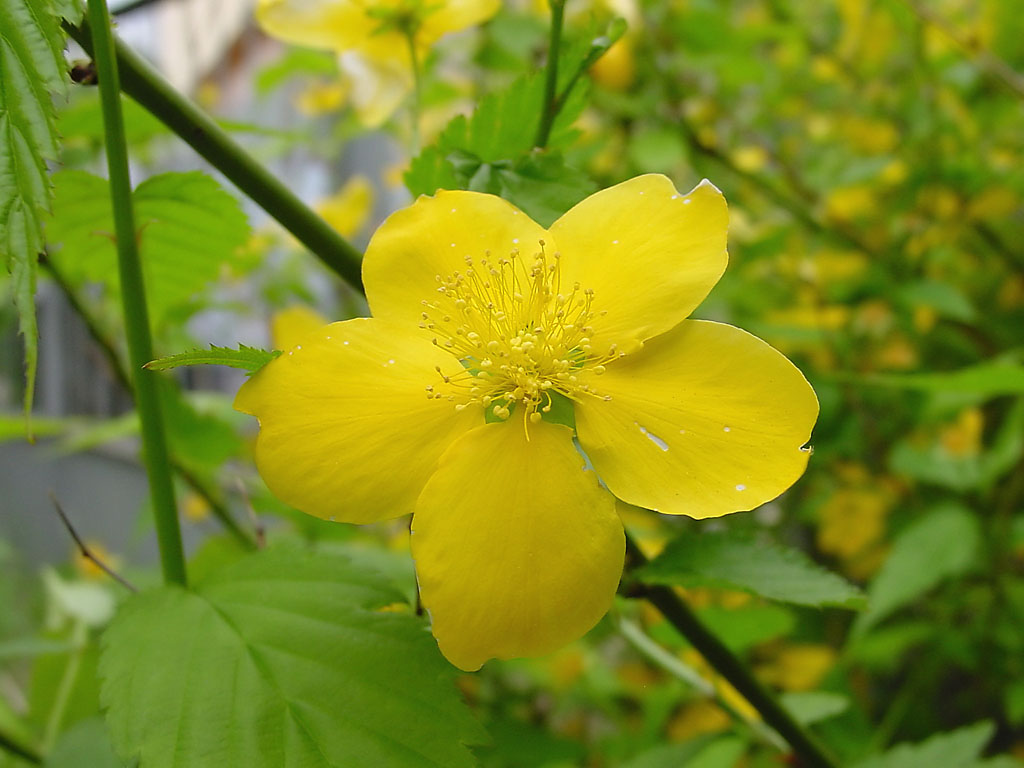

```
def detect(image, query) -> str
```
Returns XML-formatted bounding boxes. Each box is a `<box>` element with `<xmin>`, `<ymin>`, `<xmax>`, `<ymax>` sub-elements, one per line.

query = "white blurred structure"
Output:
<box><xmin>113</xmin><ymin>0</ymin><xmax>256</xmax><ymax>95</ymax></box>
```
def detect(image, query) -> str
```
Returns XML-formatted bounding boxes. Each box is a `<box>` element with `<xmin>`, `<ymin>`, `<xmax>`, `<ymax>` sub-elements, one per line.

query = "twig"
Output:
<box><xmin>234</xmin><ymin>477</ymin><xmax>265</xmax><ymax>549</ymax></box>
<box><xmin>623</xmin><ymin>533</ymin><xmax>839</xmax><ymax>768</ymax></box>
<box><xmin>49</xmin><ymin>492</ymin><xmax>137</xmax><ymax>593</ymax></box>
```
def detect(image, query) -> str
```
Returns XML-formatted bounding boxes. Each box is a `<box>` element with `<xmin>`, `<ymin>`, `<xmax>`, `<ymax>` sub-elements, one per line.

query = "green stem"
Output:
<box><xmin>624</xmin><ymin>535</ymin><xmax>839</xmax><ymax>768</ymax></box>
<box><xmin>64</xmin><ymin>20</ymin><xmax>364</xmax><ymax>293</ymax></box>
<box><xmin>534</xmin><ymin>0</ymin><xmax>566</xmax><ymax>149</ymax></box>
<box><xmin>86</xmin><ymin>0</ymin><xmax>187</xmax><ymax>587</ymax></box>
<box><xmin>42</xmin><ymin>256</ymin><xmax>256</xmax><ymax>549</ymax></box>
<box><xmin>42</xmin><ymin>622</ymin><xmax>87</xmax><ymax>751</ymax></box>
<box><xmin>404</xmin><ymin>29</ymin><xmax>422</xmax><ymax>154</ymax></box>
<box><xmin>618</xmin><ymin>615</ymin><xmax>788</xmax><ymax>752</ymax></box>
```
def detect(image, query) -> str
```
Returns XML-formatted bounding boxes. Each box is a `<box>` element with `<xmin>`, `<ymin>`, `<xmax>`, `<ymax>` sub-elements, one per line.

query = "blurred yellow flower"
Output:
<box><xmin>256</xmin><ymin>0</ymin><xmax>499</xmax><ymax>125</ymax></box>
<box><xmin>940</xmin><ymin>407</ymin><xmax>984</xmax><ymax>458</ymax></box>
<box><xmin>315</xmin><ymin>175</ymin><xmax>375</xmax><ymax>239</ymax></box>
<box><xmin>730</xmin><ymin>144</ymin><xmax>769</xmax><ymax>173</ymax></box>
<box><xmin>591</xmin><ymin>37</ymin><xmax>636</xmax><ymax>91</ymax></box>
<box><xmin>294</xmin><ymin>79</ymin><xmax>348</xmax><ymax>116</ymax></box>
<box><xmin>235</xmin><ymin>175</ymin><xmax>818</xmax><ymax>669</ymax></box>
<box><xmin>757</xmin><ymin>643</ymin><xmax>837</xmax><ymax>692</ymax></box>
<box><xmin>825</xmin><ymin>185</ymin><xmax>877</xmax><ymax>222</ymax></box>
<box><xmin>181</xmin><ymin>492</ymin><xmax>211</xmax><ymax>523</ymax></box>
<box><xmin>272</xmin><ymin>305</ymin><xmax>330</xmax><ymax>350</ymax></box>
<box><xmin>73</xmin><ymin>540</ymin><xmax>121</xmax><ymax>581</ymax></box>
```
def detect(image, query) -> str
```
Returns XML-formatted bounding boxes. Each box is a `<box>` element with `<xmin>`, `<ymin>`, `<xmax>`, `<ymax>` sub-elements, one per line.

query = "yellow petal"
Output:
<box><xmin>271</xmin><ymin>305</ymin><xmax>329</xmax><ymax>350</ymax></box>
<box><xmin>412</xmin><ymin>417</ymin><xmax>624</xmax><ymax>670</ymax></box>
<box><xmin>419</xmin><ymin>0</ymin><xmax>501</xmax><ymax>45</ymax></box>
<box><xmin>255</xmin><ymin>0</ymin><xmax>375</xmax><ymax>52</ymax></box>
<box><xmin>235</xmin><ymin>318</ymin><xmax>478</xmax><ymax>523</ymax></box>
<box><xmin>575</xmin><ymin>320</ymin><xmax>818</xmax><ymax>518</ymax></box>
<box><xmin>339</xmin><ymin>51</ymin><xmax>412</xmax><ymax>128</ymax></box>
<box><xmin>550</xmin><ymin>175</ymin><xmax>728</xmax><ymax>350</ymax></box>
<box><xmin>363</xmin><ymin>190</ymin><xmax>547</xmax><ymax>329</ymax></box>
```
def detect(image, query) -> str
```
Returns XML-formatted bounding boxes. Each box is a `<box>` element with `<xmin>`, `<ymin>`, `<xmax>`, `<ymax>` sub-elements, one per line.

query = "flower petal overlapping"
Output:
<box><xmin>236</xmin><ymin>174</ymin><xmax>819</xmax><ymax>670</ymax></box>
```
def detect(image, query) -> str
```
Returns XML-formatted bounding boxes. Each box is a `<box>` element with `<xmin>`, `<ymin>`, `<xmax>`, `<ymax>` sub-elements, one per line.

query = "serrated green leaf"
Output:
<box><xmin>852</xmin><ymin>504</ymin><xmax>981</xmax><ymax>638</ymax></box>
<box><xmin>852</xmin><ymin>722</ymin><xmax>994</xmax><ymax>768</ymax></box>
<box><xmin>100</xmin><ymin>547</ymin><xmax>486</xmax><ymax>768</ymax></box>
<box><xmin>145</xmin><ymin>345</ymin><xmax>280</xmax><ymax>374</ymax></box>
<box><xmin>637</xmin><ymin>530</ymin><xmax>865</xmax><ymax>609</ymax></box>
<box><xmin>46</xmin><ymin>170</ymin><xmax>250</xmax><ymax>325</ymax></box>
<box><xmin>0</xmin><ymin>0</ymin><xmax>68</xmax><ymax>428</ymax></box>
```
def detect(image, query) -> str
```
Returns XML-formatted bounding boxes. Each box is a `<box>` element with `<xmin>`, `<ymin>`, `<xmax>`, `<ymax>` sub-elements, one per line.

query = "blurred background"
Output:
<box><xmin>2</xmin><ymin>0</ymin><xmax>1023</xmax><ymax>766</ymax></box>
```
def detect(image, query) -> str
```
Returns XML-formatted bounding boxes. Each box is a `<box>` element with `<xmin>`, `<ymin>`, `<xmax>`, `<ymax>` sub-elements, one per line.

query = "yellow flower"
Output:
<box><xmin>235</xmin><ymin>175</ymin><xmax>819</xmax><ymax>670</ymax></box>
<box><xmin>316</xmin><ymin>175</ymin><xmax>375</xmax><ymax>239</ymax></box>
<box><xmin>272</xmin><ymin>305</ymin><xmax>330</xmax><ymax>349</ymax></box>
<box><xmin>256</xmin><ymin>0</ymin><xmax>499</xmax><ymax>125</ymax></box>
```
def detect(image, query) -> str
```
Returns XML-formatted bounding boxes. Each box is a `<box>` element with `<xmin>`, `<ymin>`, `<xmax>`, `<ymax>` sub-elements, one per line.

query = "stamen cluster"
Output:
<box><xmin>420</xmin><ymin>241</ymin><xmax>622</xmax><ymax>422</ymax></box>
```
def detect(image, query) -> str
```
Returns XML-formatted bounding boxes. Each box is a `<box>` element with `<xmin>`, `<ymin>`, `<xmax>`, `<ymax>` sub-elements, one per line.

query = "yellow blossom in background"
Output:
<box><xmin>181</xmin><ymin>492</ymin><xmax>211</xmax><ymax>523</ymax></box>
<box><xmin>729</xmin><ymin>145</ymin><xmax>769</xmax><ymax>173</ymax></box>
<box><xmin>235</xmin><ymin>175</ymin><xmax>818</xmax><ymax>669</ymax></box>
<box><xmin>294</xmin><ymin>79</ymin><xmax>348</xmax><ymax>116</ymax></box>
<box><xmin>315</xmin><ymin>175</ymin><xmax>375</xmax><ymax>239</ymax></box>
<box><xmin>940</xmin><ymin>407</ymin><xmax>984</xmax><ymax>458</ymax></box>
<box><xmin>757</xmin><ymin>643</ymin><xmax>837</xmax><ymax>692</ymax></box>
<box><xmin>666</xmin><ymin>699</ymin><xmax>731</xmax><ymax>741</ymax></box>
<box><xmin>73</xmin><ymin>540</ymin><xmax>121</xmax><ymax>581</ymax></box>
<box><xmin>591</xmin><ymin>36</ymin><xmax>636</xmax><ymax>91</ymax></box>
<box><xmin>271</xmin><ymin>305</ymin><xmax>329</xmax><ymax>349</ymax></box>
<box><xmin>255</xmin><ymin>0</ymin><xmax>500</xmax><ymax>125</ymax></box>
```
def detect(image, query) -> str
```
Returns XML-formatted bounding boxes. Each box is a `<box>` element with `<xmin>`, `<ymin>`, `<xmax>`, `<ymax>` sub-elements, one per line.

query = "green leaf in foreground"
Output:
<box><xmin>636</xmin><ymin>530</ymin><xmax>865</xmax><ymax>609</ymax></box>
<box><xmin>145</xmin><ymin>345</ymin><xmax>280</xmax><ymax>375</ymax></box>
<box><xmin>851</xmin><ymin>721</ymin><xmax>994</xmax><ymax>768</ymax></box>
<box><xmin>100</xmin><ymin>547</ymin><xmax>485</xmax><ymax>768</ymax></box>
<box><xmin>0</xmin><ymin>0</ymin><xmax>68</xmax><ymax>426</ymax></box>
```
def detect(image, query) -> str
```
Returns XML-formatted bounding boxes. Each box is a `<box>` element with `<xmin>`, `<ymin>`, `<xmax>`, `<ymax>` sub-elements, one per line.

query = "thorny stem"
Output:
<box><xmin>64</xmin><ymin>20</ymin><xmax>364</xmax><ymax>293</ymax></box>
<box><xmin>87</xmin><ymin>0</ymin><xmax>186</xmax><ymax>586</ymax></box>
<box><xmin>534</xmin><ymin>0</ymin><xmax>566</xmax><ymax>149</ymax></box>
<box><xmin>50</xmin><ymin>492</ymin><xmax>138</xmax><ymax>592</ymax></box>
<box><xmin>623</xmin><ymin>534</ymin><xmax>840</xmax><ymax>768</ymax></box>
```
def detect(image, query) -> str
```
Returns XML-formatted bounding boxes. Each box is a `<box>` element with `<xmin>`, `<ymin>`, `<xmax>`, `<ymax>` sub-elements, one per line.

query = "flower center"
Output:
<box><xmin>420</xmin><ymin>240</ymin><xmax>623</xmax><ymax>423</ymax></box>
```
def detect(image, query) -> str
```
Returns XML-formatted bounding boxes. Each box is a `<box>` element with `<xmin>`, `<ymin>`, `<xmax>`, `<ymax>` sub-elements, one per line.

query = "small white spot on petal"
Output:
<box><xmin>671</xmin><ymin>194</ymin><xmax>679</xmax><ymax>200</ymax></box>
<box><xmin>612</xmin><ymin>239</ymin><xmax>619</xmax><ymax>245</ymax></box>
<box><xmin>343</xmin><ymin>340</ymin><xmax>350</xmax><ymax>346</ymax></box>
<box><xmin>635</xmin><ymin>422</ymin><xmax>670</xmax><ymax>451</ymax></box>
<box><xmin>295</xmin><ymin>345</ymin><xmax>301</xmax><ymax>350</ymax></box>
<box><xmin>723</xmin><ymin>426</ymin><xmax>731</xmax><ymax>432</ymax></box>
<box><xmin>451</xmin><ymin>208</ymin><xmax>457</xmax><ymax>213</ymax></box>
<box><xmin>450</xmin><ymin>242</ymin><xmax>456</xmax><ymax>247</ymax></box>
<box><xmin>736</xmin><ymin>484</ymin><xmax>746</xmax><ymax>492</ymax></box>
<box><xmin>287</xmin><ymin>351</ymin><xmax>293</xmax><ymax>355</ymax></box>
<box><xmin>683</xmin><ymin>198</ymin><xmax>692</xmax><ymax>205</ymax></box>
<box><xmin>325</xmin><ymin>336</ymin><xmax>331</xmax><ymax>340</ymax></box>
<box><xmin>388</xmin><ymin>359</ymin><xmax>395</xmax><ymax>364</ymax></box>
<box><xmin>512</xmin><ymin>238</ymin><xmax>519</xmax><ymax>244</ymax></box>
<box><xmin>679</xmin><ymin>429</ymin><xmax>686</xmax><ymax>434</ymax></box>
<box><xmin>639</xmin><ymin>191</ymin><xmax>645</xmax><ymax>195</ymax></box>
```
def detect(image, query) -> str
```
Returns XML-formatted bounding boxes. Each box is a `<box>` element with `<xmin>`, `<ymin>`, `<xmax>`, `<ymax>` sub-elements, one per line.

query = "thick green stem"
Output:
<box><xmin>65</xmin><ymin>20</ymin><xmax>364</xmax><ymax>293</ymax></box>
<box><xmin>87</xmin><ymin>0</ymin><xmax>187</xmax><ymax>586</ymax></box>
<box><xmin>624</xmin><ymin>535</ymin><xmax>839</xmax><ymax>768</ymax></box>
<box><xmin>534</xmin><ymin>0</ymin><xmax>566</xmax><ymax>149</ymax></box>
